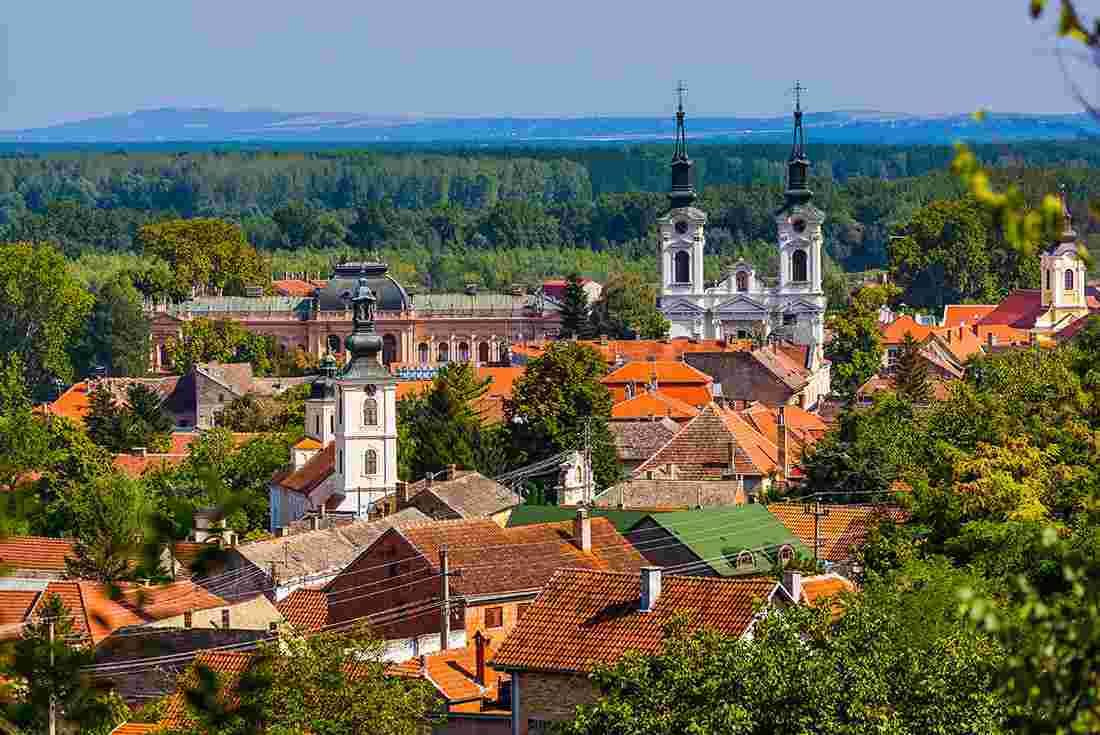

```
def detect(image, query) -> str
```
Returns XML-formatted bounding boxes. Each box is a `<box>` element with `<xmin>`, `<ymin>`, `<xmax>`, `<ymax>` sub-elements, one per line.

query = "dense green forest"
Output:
<box><xmin>2</xmin><ymin>142</ymin><xmax>1099</xmax><ymax>293</ymax></box>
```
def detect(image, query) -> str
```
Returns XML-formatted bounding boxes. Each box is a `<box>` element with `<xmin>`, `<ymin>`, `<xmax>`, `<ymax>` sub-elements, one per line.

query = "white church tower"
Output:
<box><xmin>657</xmin><ymin>83</ymin><xmax>826</xmax><ymax>361</ymax></box>
<box><xmin>331</xmin><ymin>279</ymin><xmax>398</xmax><ymax>517</ymax></box>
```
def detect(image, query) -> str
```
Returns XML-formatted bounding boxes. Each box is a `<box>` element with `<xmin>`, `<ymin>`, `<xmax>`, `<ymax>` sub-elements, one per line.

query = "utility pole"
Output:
<box><xmin>440</xmin><ymin>545</ymin><xmax>450</xmax><ymax>651</ymax></box>
<box><xmin>48</xmin><ymin>619</ymin><xmax>56</xmax><ymax>735</ymax></box>
<box><xmin>802</xmin><ymin>498</ymin><xmax>831</xmax><ymax>564</ymax></box>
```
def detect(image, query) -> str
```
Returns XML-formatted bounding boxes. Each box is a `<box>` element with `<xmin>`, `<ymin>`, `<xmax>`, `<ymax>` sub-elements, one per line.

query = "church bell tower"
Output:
<box><xmin>658</xmin><ymin>83</ymin><xmax>706</xmax><ymax>309</ymax></box>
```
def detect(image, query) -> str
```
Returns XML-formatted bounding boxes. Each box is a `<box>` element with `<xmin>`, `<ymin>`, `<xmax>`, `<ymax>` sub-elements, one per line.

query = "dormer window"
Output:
<box><xmin>736</xmin><ymin>550</ymin><xmax>754</xmax><ymax>570</ymax></box>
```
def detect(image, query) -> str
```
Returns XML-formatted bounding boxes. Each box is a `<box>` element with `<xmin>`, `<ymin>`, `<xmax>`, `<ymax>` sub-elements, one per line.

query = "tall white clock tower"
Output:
<box><xmin>331</xmin><ymin>279</ymin><xmax>398</xmax><ymax>517</ymax></box>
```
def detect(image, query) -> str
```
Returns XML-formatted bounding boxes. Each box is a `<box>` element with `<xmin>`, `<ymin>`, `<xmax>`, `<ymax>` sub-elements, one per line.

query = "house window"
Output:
<box><xmin>217</xmin><ymin>393</ymin><xmax>224</xmax><ymax>404</ymax></box>
<box><xmin>791</xmin><ymin>249</ymin><xmax>808</xmax><ymax>282</ymax></box>
<box><xmin>484</xmin><ymin>606</ymin><xmax>504</xmax><ymax>629</ymax></box>
<box><xmin>1065</xmin><ymin>268</ymin><xmax>1075</xmax><ymax>290</ymax></box>
<box><xmin>736</xmin><ymin>550</ymin><xmax>754</xmax><ymax>570</ymax></box>
<box><xmin>364</xmin><ymin>449</ymin><xmax>378</xmax><ymax>476</ymax></box>
<box><xmin>437</xmin><ymin>342</ymin><xmax>450</xmax><ymax>363</ymax></box>
<box><xmin>736</xmin><ymin>271</ymin><xmax>749</xmax><ymax>292</ymax></box>
<box><xmin>418</xmin><ymin>342</ymin><xmax>429</xmax><ymax>364</ymax></box>
<box><xmin>363</xmin><ymin>397</ymin><xmax>378</xmax><ymax>426</ymax></box>
<box><xmin>674</xmin><ymin>251</ymin><xmax>691</xmax><ymax>284</ymax></box>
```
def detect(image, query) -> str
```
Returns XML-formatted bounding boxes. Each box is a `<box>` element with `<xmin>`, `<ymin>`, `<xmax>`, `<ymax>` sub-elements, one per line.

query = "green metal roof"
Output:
<box><xmin>505</xmin><ymin>505</ymin><xmax>651</xmax><ymax>533</ymax></box>
<box><xmin>631</xmin><ymin>505</ymin><xmax>809</xmax><ymax>577</ymax></box>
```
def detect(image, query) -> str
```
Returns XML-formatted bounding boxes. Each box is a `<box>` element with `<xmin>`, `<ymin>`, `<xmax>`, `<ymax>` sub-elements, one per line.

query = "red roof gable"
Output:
<box><xmin>976</xmin><ymin>290</ymin><xmax>1046</xmax><ymax>329</ymax></box>
<box><xmin>880</xmin><ymin>315</ymin><xmax>935</xmax><ymax>344</ymax></box>
<box><xmin>634</xmin><ymin>403</ymin><xmax>780</xmax><ymax>479</ymax></box>
<box><xmin>602</xmin><ymin>361</ymin><xmax>713</xmax><ymax>386</ymax></box>
<box><xmin>610</xmin><ymin>391</ymin><xmax>701</xmax><ymax>421</ymax></box>
<box><xmin>942</xmin><ymin>304</ymin><xmax>997</xmax><ymax>328</ymax></box>
<box><xmin>0</xmin><ymin>536</ymin><xmax>75</xmax><ymax>574</ymax></box>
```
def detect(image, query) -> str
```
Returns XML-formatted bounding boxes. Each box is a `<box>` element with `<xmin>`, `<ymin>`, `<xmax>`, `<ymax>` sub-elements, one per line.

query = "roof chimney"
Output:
<box><xmin>639</xmin><ymin>567</ymin><xmax>662</xmax><ymax>612</ymax></box>
<box><xmin>783</xmin><ymin>570</ymin><xmax>803</xmax><ymax>603</ymax></box>
<box><xmin>573</xmin><ymin>507</ymin><xmax>591</xmax><ymax>553</ymax></box>
<box><xmin>474</xmin><ymin>630</ymin><xmax>491</xmax><ymax>685</ymax></box>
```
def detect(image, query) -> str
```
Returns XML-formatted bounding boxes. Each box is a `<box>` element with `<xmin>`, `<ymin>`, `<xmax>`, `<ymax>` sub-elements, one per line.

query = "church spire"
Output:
<box><xmin>784</xmin><ymin>81</ymin><xmax>812</xmax><ymax>209</ymax></box>
<box><xmin>668</xmin><ymin>81</ymin><xmax>696</xmax><ymax>209</ymax></box>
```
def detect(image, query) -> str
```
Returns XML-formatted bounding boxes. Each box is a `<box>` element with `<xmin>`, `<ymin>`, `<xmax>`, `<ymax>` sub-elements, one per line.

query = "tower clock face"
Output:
<box><xmin>675</xmin><ymin>220</ymin><xmax>689</xmax><ymax>234</ymax></box>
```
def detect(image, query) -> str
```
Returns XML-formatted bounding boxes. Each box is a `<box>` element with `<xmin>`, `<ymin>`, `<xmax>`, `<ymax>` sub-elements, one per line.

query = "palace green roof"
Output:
<box><xmin>505</xmin><ymin>505</ymin><xmax>651</xmax><ymax>533</ymax></box>
<box><xmin>630</xmin><ymin>505</ymin><xmax>809</xmax><ymax>576</ymax></box>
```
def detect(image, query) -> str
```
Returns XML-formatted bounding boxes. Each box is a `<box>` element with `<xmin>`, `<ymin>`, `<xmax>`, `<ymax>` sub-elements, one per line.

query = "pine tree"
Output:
<box><xmin>84</xmin><ymin>382</ymin><xmax>123</xmax><ymax>451</ymax></box>
<box><xmin>558</xmin><ymin>273</ymin><xmax>591</xmax><ymax>339</ymax></box>
<box><xmin>893</xmin><ymin>332</ymin><xmax>933</xmax><ymax>404</ymax></box>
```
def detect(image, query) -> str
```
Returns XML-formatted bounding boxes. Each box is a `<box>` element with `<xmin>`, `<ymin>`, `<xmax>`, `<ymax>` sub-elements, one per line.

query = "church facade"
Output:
<box><xmin>657</xmin><ymin>92</ymin><xmax>827</xmax><ymax>361</ymax></box>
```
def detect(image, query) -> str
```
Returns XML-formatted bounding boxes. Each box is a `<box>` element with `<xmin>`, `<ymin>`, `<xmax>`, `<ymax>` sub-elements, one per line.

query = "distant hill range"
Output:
<box><xmin>2</xmin><ymin>107</ymin><xmax>1098</xmax><ymax>146</ymax></box>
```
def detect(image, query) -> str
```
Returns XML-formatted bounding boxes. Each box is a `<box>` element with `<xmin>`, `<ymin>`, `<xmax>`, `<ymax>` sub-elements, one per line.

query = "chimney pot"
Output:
<box><xmin>573</xmin><ymin>508</ymin><xmax>591</xmax><ymax>553</ymax></box>
<box><xmin>783</xmin><ymin>570</ymin><xmax>803</xmax><ymax>603</ymax></box>
<box><xmin>474</xmin><ymin>630</ymin><xmax>491</xmax><ymax>685</ymax></box>
<box><xmin>640</xmin><ymin>567</ymin><xmax>662</xmax><ymax>612</ymax></box>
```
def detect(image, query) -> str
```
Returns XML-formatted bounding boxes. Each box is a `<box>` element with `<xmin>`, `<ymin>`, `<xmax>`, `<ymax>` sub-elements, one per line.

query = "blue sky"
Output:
<box><xmin>0</xmin><ymin>0</ymin><xmax>1086</xmax><ymax>128</ymax></box>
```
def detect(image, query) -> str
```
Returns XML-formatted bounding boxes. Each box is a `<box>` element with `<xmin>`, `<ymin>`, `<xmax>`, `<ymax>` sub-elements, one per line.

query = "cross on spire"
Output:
<box><xmin>791</xmin><ymin>80</ymin><xmax>806</xmax><ymax>113</ymax></box>
<box><xmin>673</xmin><ymin>80</ymin><xmax>689</xmax><ymax>161</ymax></box>
<box><xmin>789</xmin><ymin>80</ymin><xmax>807</xmax><ymax>162</ymax></box>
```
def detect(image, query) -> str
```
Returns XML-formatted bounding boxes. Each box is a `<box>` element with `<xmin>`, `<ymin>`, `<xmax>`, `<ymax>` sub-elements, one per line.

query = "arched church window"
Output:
<box><xmin>364</xmin><ymin>449</ymin><xmax>378</xmax><ymax>476</ymax></box>
<box><xmin>1065</xmin><ymin>269</ymin><xmax>1075</xmax><ymax>290</ymax></box>
<box><xmin>736</xmin><ymin>271</ymin><xmax>749</xmax><ymax>292</ymax></box>
<box><xmin>363</xmin><ymin>397</ymin><xmax>378</xmax><ymax>426</ymax></box>
<box><xmin>478</xmin><ymin>341</ymin><xmax>490</xmax><ymax>363</ymax></box>
<box><xmin>674</xmin><ymin>251</ymin><xmax>691</xmax><ymax>284</ymax></box>
<box><xmin>792</xmin><ymin>250</ymin><xmax>808</xmax><ymax>283</ymax></box>
<box><xmin>418</xmin><ymin>342</ymin><xmax>429</xmax><ymax>364</ymax></box>
<box><xmin>437</xmin><ymin>342</ymin><xmax>450</xmax><ymax>363</ymax></box>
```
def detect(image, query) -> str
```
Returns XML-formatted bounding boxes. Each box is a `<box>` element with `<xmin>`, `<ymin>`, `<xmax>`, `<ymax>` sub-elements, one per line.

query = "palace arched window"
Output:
<box><xmin>792</xmin><ymin>249</ymin><xmax>808</xmax><ymax>283</ymax></box>
<box><xmin>418</xmin><ymin>342</ymin><xmax>429</xmax><ymax>364</ymax></box>
<box><xmin>736</xmin><ymin>271</ymin><xmax>749</xmax><ymax>292</ymax></box>
<box><xmin>478</xmin><ymin>341</ymin><xmax>490</xmax><ymax>363</ymax></box>
<box><xmin>674</xmin><ymin>251</ymin><xmax>691</xmax><ymax>284</ymax></box>
<box><xmin>382</xmin><ymin>334</ymin><xmax>397</xmax><ymax>365</ymax></box>
<box><xmin>736</xmin><ymin>550</ymin><xmax>755</xmax><ymax>570</ymax></box>
<box><xmin>1065</xmin><ymin>268</ymin><xmax>1075</xmax><ymax>290</ymax></box>
<box><xmin>364</xmin><ymin>449</ymin><xmax>378</xmax><ymax>476</ymax></box>
<box><xmin>363</xmin><ymin>397</ymin><xmax>378</xmax><ymax>426</ymax></box>
<box><xmin>437</xmin><ymin>342</ymin><xmax>450</xmax><ymax>363</ymax></box>
<box><xmin>458</xmin><ymin>342</ymin><xmax>470</xmax><ymax>362</ymax></box>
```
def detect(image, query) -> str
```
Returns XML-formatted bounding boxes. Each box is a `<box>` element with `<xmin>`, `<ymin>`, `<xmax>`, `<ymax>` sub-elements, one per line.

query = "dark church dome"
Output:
<box><xmin>315</xmin><ymin>262</ymin><xmax>411</xmax><ymax>312</ymax></box>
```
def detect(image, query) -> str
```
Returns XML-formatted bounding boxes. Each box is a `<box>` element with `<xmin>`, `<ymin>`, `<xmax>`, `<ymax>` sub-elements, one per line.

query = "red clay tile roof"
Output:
<box><xmin>490</xmin><ymin>569</ymin><xmax>778</xmax><ymax>673</ymax></box>
<box><xmin>112</xmin><ymin>454</ymin><xmax>188</xmax><ymax>478</ymax></box>
<box><xmin>278</xmin><ymin>442</ymin><xmax>335</xmax><ymax>495</ymax></box>
<box><xmin>390</xmin><ymin>639</ymin><xmax>508</xmax><ymax>708</ymax></box>
<box><xmin>396</xmin><ymin>381</ymin><xmax>433</xmax><ymax>401</ymax></box>
<box><xmin>767</xmin><ymin>503</ymin><xmax>909</xmax><ymax>562</ymax></box>
<box><xmin>880</xmin><ymin>314</ymin><xmax>935</xmax><ymax>344</ymax></box>
<box><xmin>602</xmin><ymin>361</ymin><xmax>713</xmax><ymax>386</ymax></box>
<box><xmin>0</xmin><ymin>536</ymin><xmax>75</xmax><ymax>574</ymax></box>
<box><xmin>801</xmin><ymin>573</ymin><xmax>856</xmax><ymax>606</ymax></box>
<box><xmin>976</xmin><ymin>290</ymin><xmax>1050</xmax><ymax>329</ymax></box>
<box><xmin>31</xmin><ymin>580</ymin><xmax>227</xmax><ymax>644</ymax></box>
<box><xmin>930</xmin><ymin>326</ymin><xmax>984</xmax><ymax>364</ymax></box>
<box><xmin>0</xmin><ymin>590</ymin><xmax>41</xmax><ymax>631</ymax></box>
<box><xmin>161</xmin><ymin>650</ymin><xmax>255</xmax><ymax>727</ymax></box>
<box><xmin>277</xmin><ymin>588</ymin><xmax>330</xmax><ymax>633</ymax></box>
<box><xmin>395</xmin><ymin>517</ymin><xmax>646</xmax><ymax>598</ymax></box>
<box><xmin>478</xmin><ymin>366</ymin><xmax>524</xmax><ymax>398</ymax></box>
<box><xmin>1053</xmin><ymin>312</ymin><xmax>1100</xmax><ymax>341</ymax></box>
<box><xmin>943</xmin><ymin>304</ymin><xmax>997</xmax><ymax>328</ymax></box>
<box><xmin>110</xmin><ymin>724</ymin><xmax>160</xmax><ymax>735</ymax></box>
<box><xmin>45</xmin><ymin>378</ymin><xmax>181</xmax><ymax>425</ymax></box>
<box><xmin>610</xmin><ymin>391</ymin><xmax>701</xmax><ymax>421</ymax></box>
<box><xmin>973</xmin><ymin>323</ymin><xmax>1033</xmax><ymax>345</ymax></box>
<box><xmin>633</xmin><ymin>403</ymin><xmax>780</xmax><ymax>480</ymax></box>
<box><xmin>272</xmin><ymin>279</ymin><xmax>320</xmax><ymax>297</ymax></box>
